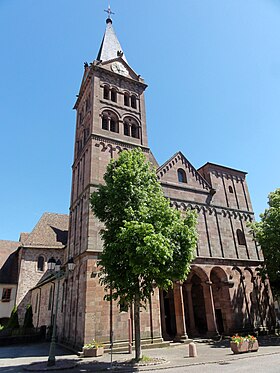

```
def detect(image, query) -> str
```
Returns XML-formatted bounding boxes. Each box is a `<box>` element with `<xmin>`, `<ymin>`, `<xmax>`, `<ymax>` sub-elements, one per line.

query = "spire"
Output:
<box><xmin>96</xmin><ymin>6</ymin><xmax>127</xmax><ymax>63</ymax></box>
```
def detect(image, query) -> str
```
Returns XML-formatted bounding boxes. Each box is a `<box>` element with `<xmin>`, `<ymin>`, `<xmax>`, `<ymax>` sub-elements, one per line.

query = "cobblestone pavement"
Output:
<box><xmin>0</xmin><ymin>336</ymin><xmax>279</xmax><ymax>372</ymax></box>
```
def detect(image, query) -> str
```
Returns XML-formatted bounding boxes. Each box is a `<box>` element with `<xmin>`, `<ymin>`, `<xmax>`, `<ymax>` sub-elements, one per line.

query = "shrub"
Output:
<box><xmin>6</xmin><ymin>306</ymin><xmax>19</xmax><ymax>329</ymax></box>
<box><xmin>23</xmin><ymin>304</ymin><xmax>34</xmax><ymax>329</ymax></box>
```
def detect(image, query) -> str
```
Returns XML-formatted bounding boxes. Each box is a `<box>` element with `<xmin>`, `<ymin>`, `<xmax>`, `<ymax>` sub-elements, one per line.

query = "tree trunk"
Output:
<box><xmin>134</xmin><ymin>295</ymin><xmax>142</xmax><ymax>361</ymax></box>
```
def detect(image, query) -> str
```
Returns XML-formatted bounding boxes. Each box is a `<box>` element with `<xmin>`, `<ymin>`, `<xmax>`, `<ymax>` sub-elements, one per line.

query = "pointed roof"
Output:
<box><xmin>97</xmin><ymin>18</ymin><xmax>127</xmax><ymax>63</ymax></box>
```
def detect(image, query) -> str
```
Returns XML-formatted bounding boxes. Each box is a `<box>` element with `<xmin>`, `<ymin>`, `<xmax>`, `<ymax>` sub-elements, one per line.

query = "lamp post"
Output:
<box><xmin>47</xmin><ymin>257</ymin><xmax>75</xmax><ymax>367</ymax></box>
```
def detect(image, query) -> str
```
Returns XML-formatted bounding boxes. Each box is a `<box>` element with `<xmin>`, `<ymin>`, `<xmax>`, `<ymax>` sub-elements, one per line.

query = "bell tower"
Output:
<box><xmin>63</xmin><ymin>12</ymin><xmax>160</xmax><ymax>349</ymax></box>
<box><xmin>67</xmin><ymin>14</ymin><xmax>149</xmax><ymax>260</ymax></box>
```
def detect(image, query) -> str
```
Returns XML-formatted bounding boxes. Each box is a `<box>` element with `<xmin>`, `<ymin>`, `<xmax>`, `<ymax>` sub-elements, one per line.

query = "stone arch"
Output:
<box><xmin>115</xmin><ymin>146</ymin><xmax>122</xmax><ymax>154</ymax></box>
<box><xmin>101</xmin><ymin>107</ymin><xmax>121</xmax><ymax>119</ymax></box>
<box><xmin>179</xmin><ymin>202</ymin><xmax>185</xmax><ymax>211</ymax></box>
<box><xmin>188</xmin><ymin>265</ymin><xmax>209</xmax><ymax>283</ymax></box>
<box><xmin>210</xmin><ymin>266</ymin><xmax>232</xmax><ymax>334</ymax></box>
<box><xmin>185</xmin><ymin>267</ymin><xmax>209</xmax><ymax>336</ymax></box>
<box><xmin>210</xmin><ymin>266</ymin><xmax>228</xmax><ymax>282</ymax></box>
<box><xmin>37</xmin><ymin>255</ymin><xmax>45</xmax><ymax>272</ymax></box>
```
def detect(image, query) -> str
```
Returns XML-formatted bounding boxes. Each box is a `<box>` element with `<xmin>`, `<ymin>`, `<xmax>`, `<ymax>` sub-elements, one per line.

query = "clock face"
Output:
<box><xmin>111</xmin><ymin>62</ymin><xmax>129</xmax><ymax>76</ymax></box>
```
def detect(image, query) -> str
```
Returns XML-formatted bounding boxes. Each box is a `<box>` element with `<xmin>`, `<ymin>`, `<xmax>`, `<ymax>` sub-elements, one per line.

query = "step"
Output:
<box><xmin>104</xmin><ymin>338</ymin><xmax>170</xmax><ymax>353</ymax></box>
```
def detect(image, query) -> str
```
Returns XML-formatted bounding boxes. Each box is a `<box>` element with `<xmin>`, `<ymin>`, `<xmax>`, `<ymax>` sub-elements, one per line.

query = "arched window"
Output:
<box><xmin>131</xmin><ymin>95</ymin><xmax>137</xmax><ymax>109</ymax></box>
<box><xmin>131</xmin><ymin>123</ymin><xmax>139</xmax><ymax>138</ymax></box>
<box><xmin>124</xmin><ymin>93</ymin><xmax>130</xmax><ymax>106</ymax></box>
<box><xmin>111</xmin><ymin>88</ymin><xmax>117</xmax><ymax>102</ymax></box>
<box><xmin>123</xmin><ymin>117</ymin><xmax>140</xmax><ymax>139</ymax></box>
<box><xmin>124</xmin><ymin>121</ymin><xmax>130</xmax><ymax>136</ymax></box>
<box><xmin>237</xmin><ymin>229</ymin><xmax>246</xmax><ymax>245</ymax></box>
<box><xmin>37</xmin><ymin>256</ymin><xmax>44</xmax><ymax>271</ymax></box>
<box><xmin>229</xmin><ymin>185</ymin><xmax>233</xmax><ymax>193</ymax></box>
<box><xmin>103</xmin><ymin>86</ymin><xmax>110</xmax><ymax>100</ymax></box>
<box><xmin>177</xmin><ymin>168</ymin><xmax>187</xmax><ymax>183</ymax></box>
<box><xmin>101</xmin><ymin>111</ymin><xmax>119</xmax><ymax>133</ymax></box>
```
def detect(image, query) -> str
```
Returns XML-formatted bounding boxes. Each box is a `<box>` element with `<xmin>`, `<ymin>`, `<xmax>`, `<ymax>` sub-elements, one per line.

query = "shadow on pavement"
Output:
<box><xmin>0</xmin><ymin>342</ymin><xmax>74</xmax><ymax>359</ymax></box>
<box><xmin>0</xmin><ymin>360</ymin><xmax>140</xmax><ymax>373</ymax></box>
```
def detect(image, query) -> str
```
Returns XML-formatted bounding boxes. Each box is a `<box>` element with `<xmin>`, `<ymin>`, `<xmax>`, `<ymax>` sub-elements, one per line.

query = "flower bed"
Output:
<box><xmin>230</xmin><ymin>335</ymin><xmax>259</xmax><ymax>354</ymax></box>
<box><xmin>82</xmin><ymin>340</ymin><xmax>104</xmax><ymax>357</ymax></box>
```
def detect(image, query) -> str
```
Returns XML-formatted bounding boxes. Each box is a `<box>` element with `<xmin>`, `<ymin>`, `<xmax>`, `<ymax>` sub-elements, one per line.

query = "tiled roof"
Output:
<box><xmin>0</xmin><ymin>241</ymin><xmax>19</xmax><ymax>284</ymax></box>
<box><xmin>23</xmin><ymin>213</ymin><xmax>69</xmax><ymax>248</ymax></box>
<box><xmin>19</xmin><ymin>232</ymin><xmax>29</xmax><ymax>244</ymax></box>
<box><xmin>0</xmin><ymin>240</ymin><xmax>19</xmax><ymax>268</ymax></box>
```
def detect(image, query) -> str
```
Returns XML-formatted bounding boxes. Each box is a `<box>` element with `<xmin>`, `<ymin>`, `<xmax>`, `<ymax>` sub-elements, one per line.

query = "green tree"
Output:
<box><xmin>249</xmin><ymin>188</ymin><xmax>280</xmax><ymax>295</ymax></box>
<box><xmin>23</xmin><ymin>304</ymin><xmax>34</xmax><ymax>329</ymax></box>
<box><xmin>90</xmin><ymin>149</ymin><xmax>197</xmax><ymax>360</ymax></box>
<box><xmin>7</xmin><ymin>305</ymin><xmax>19</xmax><ymax>329</ymax></box>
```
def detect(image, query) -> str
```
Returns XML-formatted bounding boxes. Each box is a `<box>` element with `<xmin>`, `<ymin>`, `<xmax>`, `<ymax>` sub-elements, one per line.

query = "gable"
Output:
<box><xmin>100</xmin><ymin>57</ymin><xmax>141</xmax><ymax>82</ymax></box>
<box><xmin>157</xmin><ymin>152</ymin><xmax>211</xmax><ymax>192</ymax></box>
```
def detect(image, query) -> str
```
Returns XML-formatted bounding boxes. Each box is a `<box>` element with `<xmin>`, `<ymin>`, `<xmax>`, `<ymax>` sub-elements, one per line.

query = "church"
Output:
<box><xmin>0</xmin><ymin>11</ymin><xmax>276</xmax><ymax>350</ymax></box>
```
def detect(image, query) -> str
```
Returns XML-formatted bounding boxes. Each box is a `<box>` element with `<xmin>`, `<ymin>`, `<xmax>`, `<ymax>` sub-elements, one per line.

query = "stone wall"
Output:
<box><xmin>17</xmin><ymin>247</ymin><xmax>64</xmax><ymax>324</ymax></box>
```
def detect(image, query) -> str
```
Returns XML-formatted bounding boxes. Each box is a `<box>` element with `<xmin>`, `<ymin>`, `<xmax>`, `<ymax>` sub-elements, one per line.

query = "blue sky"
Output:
<box><xmin>0</xmin><ymin>0</ymin><xmax>279</xmax><ymax>241</ymax></box>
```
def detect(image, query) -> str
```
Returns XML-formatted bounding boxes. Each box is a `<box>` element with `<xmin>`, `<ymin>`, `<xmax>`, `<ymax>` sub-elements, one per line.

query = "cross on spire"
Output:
<box><xmin>104</xmin><ymin>3</ymin><xmax>115</xmax><ymax>20</ymax></box>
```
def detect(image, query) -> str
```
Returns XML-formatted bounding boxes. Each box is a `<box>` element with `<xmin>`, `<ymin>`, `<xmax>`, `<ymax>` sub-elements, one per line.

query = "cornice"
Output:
<box><xmin>193</xmin><ymin>256</ymin><xmax>263</xmax><ymax>267</ymax></box>
<box><xmin>169</xmin><ymin>198</ymin><xmax>254</xmax><ymax>219</ymax></box>
<box><xmin>160</xmin><ymin>181</ymin><xmax>209</xmax><ymax>195</ymax></box>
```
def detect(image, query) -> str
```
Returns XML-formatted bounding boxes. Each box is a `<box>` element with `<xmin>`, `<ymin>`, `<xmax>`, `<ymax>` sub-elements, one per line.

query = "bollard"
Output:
<box><xmin>189</xmin><ymin>342</ymin><xmax>197</xmax><ymax>357</ymax></box>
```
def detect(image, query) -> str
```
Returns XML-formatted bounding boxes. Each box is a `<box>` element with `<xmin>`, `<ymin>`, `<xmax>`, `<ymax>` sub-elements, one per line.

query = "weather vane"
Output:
<box><xmin>104</xmin><ymin>2</ymin><xmax>115</xmax><ymax>19</ymax></box>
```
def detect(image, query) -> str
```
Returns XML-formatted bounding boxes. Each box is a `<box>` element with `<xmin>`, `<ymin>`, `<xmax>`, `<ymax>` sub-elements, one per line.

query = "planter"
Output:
<box><xmin>230</xmin><ymin>341</ymin><xmax>249</xmax><ymax>354</ymax></box>
<box><xmin>248</xmin><ymin>340</ymin><xmax>259</xmax><ymax>352</ymax></box>
<box><xmin>83</xmin><ymin>346</ymin><xmax>104</xmax><ymax>357</ymax></box>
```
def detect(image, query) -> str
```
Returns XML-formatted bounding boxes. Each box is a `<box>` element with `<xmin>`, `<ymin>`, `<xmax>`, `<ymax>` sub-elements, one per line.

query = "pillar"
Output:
<box><xmin>202</xmin><ymin>281</ymin><xmax>219</xmax><ymax>336</ymax></box>
<box><xmin>185</xmin><ymin>283</ymin><xmax>196</xmax><ymax>334</ymax></box>
<box><xmin>173</xmin><ymin>281</ymin><xmax>189</xmax><ymax>342</ymax></box>
<box><xmin>159</xmin><ymin>290</ymin><xmax>169</xmax><ymax>340</ymax></box>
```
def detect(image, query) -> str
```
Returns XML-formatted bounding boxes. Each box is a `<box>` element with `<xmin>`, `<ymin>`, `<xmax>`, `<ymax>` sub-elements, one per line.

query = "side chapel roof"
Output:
<box><xmin>0</xmin><ymin>240</ymin><xmax>19</xmax><ymax>284</ymax></box>
<box><xmin>23</xmin><ymin>213</ymin><xmax>69</xmax><ymax>248</ymax></box>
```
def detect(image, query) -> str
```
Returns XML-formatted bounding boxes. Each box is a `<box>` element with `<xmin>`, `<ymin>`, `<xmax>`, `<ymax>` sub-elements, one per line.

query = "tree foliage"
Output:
<box><xmin>91</xmin><ymin>149</ymin><xmax>197</xmax><ymax>303</ymax></box>
<box><xmin>90</xmin><ymin>149</ymin><xmax>197</xmax><ymax>358</ymax></box>
<box><xmin>250</xmin><ymin>188</ymin><xmax>280</xmax><ymax>295</ymax></box>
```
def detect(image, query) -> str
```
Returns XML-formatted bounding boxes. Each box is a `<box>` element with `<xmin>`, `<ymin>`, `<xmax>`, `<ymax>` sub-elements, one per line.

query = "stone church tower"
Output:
<box><xmin>62</xmin><ymin>15</ymin><xmax>162</xmax><ymax>348</ymax></box>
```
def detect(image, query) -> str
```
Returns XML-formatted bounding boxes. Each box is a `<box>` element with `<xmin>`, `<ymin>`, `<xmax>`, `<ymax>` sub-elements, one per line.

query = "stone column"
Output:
<box><xmin>159</xmin><ymin>290</ymin><xmax>169</xmax><ymax>340</ymax></box>
<box><xmin>173</xmin><ymin>281</ymin><xmax>189</xmax><ymax>342</ymax></box>
<box><xmin>185</xmin><ymin>283</ymin><xmax>196</xmax><ymax>334</ymax></box>
<box><xmin>202</xmin><ymin>281</ymin><xmax>219</xmax><ymax>336</ymax></box>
